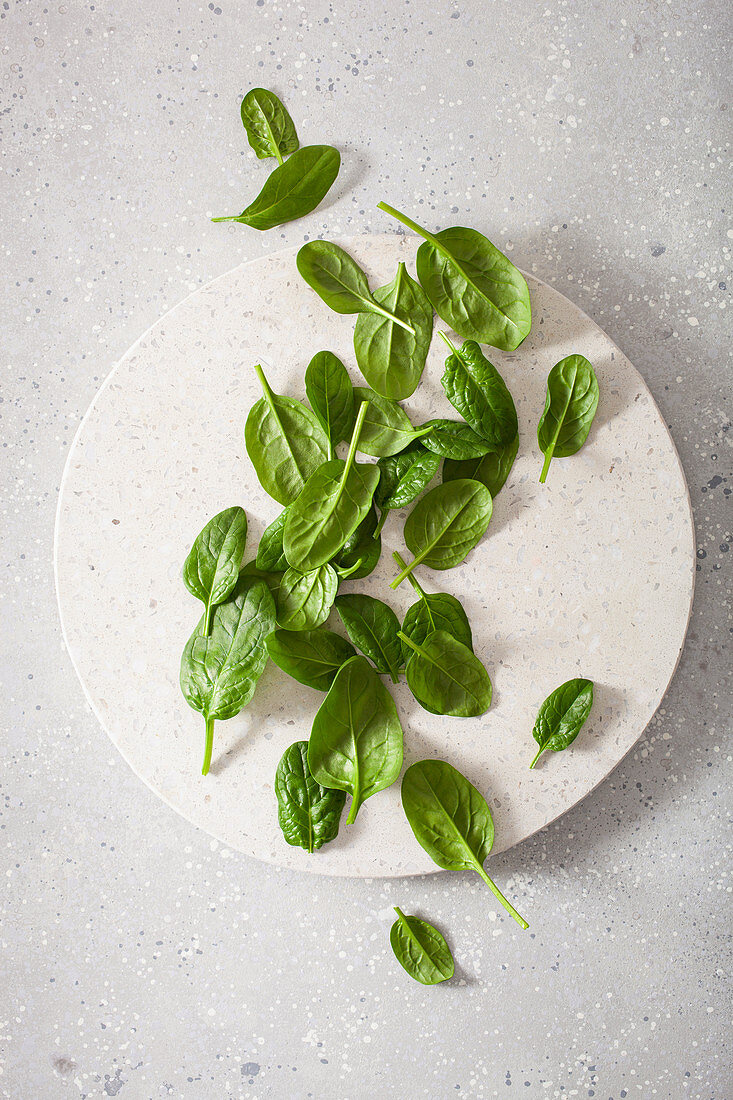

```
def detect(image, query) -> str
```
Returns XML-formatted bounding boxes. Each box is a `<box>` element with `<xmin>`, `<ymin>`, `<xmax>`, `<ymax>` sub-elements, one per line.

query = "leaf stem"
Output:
<box><xmin>377</xmin><ymin>201</ymin><xmax>443</xmax><ymax>252</ymax></box>
<box><xmin>202</xmin><ymin>716</ymin><xmax>215</xmax><ymax>776</ymax></box>
<box><xmin>437</xmin><ymin>330</ymin><xmax>458</xmax><ymax>355</ymax></box>
<box><xmin>339</xmin><ymin>401</ymin><xmax>369</xmax><ymax>493</ymax></box>
<box><xmin>368</xmin><ymin>298</ymin><xmax>416</xmax><ymax>336</ymax></box>
<box><xmin>392</xmin><ymin>551</ymin><xmax>426</xmax><ymax>598</ymax></box>
<box><xmin>203</xmin><ymin>601</ymin><xmax>214</xmax><ymax>636</ymax></box>
<box><xmin>373</xmin><ymin>510</ymin><xmax>388</xmax><ymax>538</ymax></box>
<box><xmin>390</xmin><ymin>547</ymin><xmax>428</xmax><ymax>589</ymax></box>
<box><xmin>211</xmin><ymin>215</ymin><xmax>241</xmax><ymax>223</ymax></box>
<box><xmin>529</xmin><ymin>746</ymin><xmax>544</xmax><ymax>770</ymax></box>
<box><xmin>346</xmin><ymin>792</ymin><xmax>360</xmax><ymax>825</ymax></box>
<box><xmin>539</xmin><ymin>447</ymin><xmax>553</xmax><ymax>484</ymax></box>
<box><xmin>475</xmin><ymin>865</ymin><xmax>529</xmax><ymax>929</ymax></box>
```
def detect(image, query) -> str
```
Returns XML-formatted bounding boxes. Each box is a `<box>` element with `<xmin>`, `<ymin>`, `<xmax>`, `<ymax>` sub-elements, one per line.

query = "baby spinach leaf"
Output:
<box><xmin>378</xmin><ymin>202</ymin><xmax>531</xmax><ymax>351</ymax></box>
<box><xmin>183</xmin><ymin>506</ymin><xmax>248</xmax><ymax>635</ymax></box>
<box><xmin>304</xmin><ymin>350</ymin><xmax>355</xmax><ymax>460</ymax></box>
<box><xmin>276</xmin><ymin>564</ymin><xmax>338</xmax><ymax>631</ymax></box>
<box><xmin>443</xmin><ymin>431</ymin><xmax>518</xmax><ymax>497</ymax></box>
<box><xmin>353</xmin><ymin>262</ymin><xmax>434</xmax><ymax>400</ymax></box>
<box><xmin>240</xmin><ymin>560</ymin><xmax>284</xmax><ymax>606</ymax></box>
<box><xmin>309</xmin><ymin>655</ymin><xmax>404</xmax><ymax>824</ymax></box>
<box><xmin>296</xmin><ymin>241</ymin><xmax>415</xmax><ymax>334</ymax></box>
<box><xmin>245</xmin><ymin>364</ymin><xmax>329</xmax><ymax>506</ymax></box>
<box><xmin>420</xmin><ymin>419</ymin><xmax>494</xmax><ymax>461</ymax></box>
<box><xmin>438</xmin><ymin>333</ymin><xmax>518</xmax><ymax>447</ymax></box>
<box><xmin>266</xmin><ymin>628</ymin><xmax>356</xmax><ymax>691</ymax></box>
<box><xmin>335</xmin><ymin>594</ymin><xmax>402</xmax><ymax>684</ymax></box>
<box><xmin>390</xmin><ymin>479</ymin><xmax>493</xmax><ymax>588</ymax></box>
<box><xmin>180</xmin><ymin>571</ymin><xmax>275</xmax><ymax>775</ymax></box>
<box><xmin>530</xmin><ymin>677</ymin><xmax>594</xmax><ymax>768</ymax></box>
<box><xmin>374</xmin><ymin>443</ymin><xmax>441</xmax><ymax>534</ymax></box>
<box><xmin>212</xmin><ymin>145</ymin><xmax>340</xmax><ymax>231</ymax></box>
<box><xmin>393</xmin><ymin>552</ymin><xmax>473</xmax><ymax>661</ymax></box>
<box><xmin>537</xmin><ymin>354</ymin><xmax>600</xmax><ymax>483</ymax></box>
<box><xmin>275</xmin><ymin>741</ymin><xmax>346</xmax><ymax>852</ymax></box>
<box><xmin>283</xmin><ymin>402</ymin><xmax>380</xmax><ymax>571</ymax></box>
<box><xmin>390</xmin><ymin>907</ymin><xmax>455</xmax><ymax>985</ymax></box>
<box><xmin>353</xmin><ymin>387</ymin><xmax>430</xmax><ymax>458</ymax></box>
<box><xmin>239</xmin><ymin>88</ymin><xmax>299</xmax><ymax>163</ymax></box>
<box><xmin>399</xmin><ymin>630</ymin><xmax>492</xmax><ymax>717</ymax></box>
<box><xmin>331</xmin><ymin>505</ymin><xmax>382</xmax><ymax>580</ymax></box>
<box><xmin>256</xmin><ymin>508</ymin><xmax>289</xmax><ymax>572</ymax></box>
<box><xmin>401</xmin><ymin>759</ymin><xmax>528</xmax><ymax>928</ymax></box>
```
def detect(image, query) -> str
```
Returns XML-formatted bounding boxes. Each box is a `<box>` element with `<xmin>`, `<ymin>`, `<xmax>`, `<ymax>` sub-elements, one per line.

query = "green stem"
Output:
<box><xmin>339</xmin><ymin>401</ymin><xmax>369</xmax><ymax>493</ymax></box>
<box><xmin>539</xmin><ymin>447</ymin><xmax>553</xmax><ymax>484</ymax></box>
<box><xmin>529</xmin><ymin>746</ymin><xmax>544</xmax><ymax>770</ymax></box>
<box><xmin>475</xmin><ymin>865</ymin><xmax>529</xmax><ymax>929</ymax></box>
<box><xmin>202</xmin><ymin>716</ymin><xmax>215</xmax><ymax>776</ymax></box>
<box><xmin>367</xmin><ymin>298</ymin><xmax>415</xmax><ymax>336</ymax></box>
<box><xmin>203</xmin><ymin>601</ymin><xmax>214</xmax><ymax>636</ymax></box>
<box><xmin>390</xmin><ymin>547</ymin><xmax>428</xmax><ymax>589</ymax></box>
<box><xmin>211</xmin><ymin>215</ymin><xmax>241</xmax><ymax>223</ymax></box>
<box><xmin>373</xmin><ymin>510</ymin><xmax>388</xmax><ymax>538</ymax></box>
<box><xmin>397</xmin><ymin>631</ymin><xmax>428</xmax><ymax>661</ymax></box>
<box><xmin>378</xmin><ymin>201</ymin><xmax>443</xmax><ymax>252</ymax></box>
<box><xmin>336</xmin><ymin>557</ymin><xmax>364</xmax><ymax>580</ymax></box>
<box><xmin>346</xmin><ymin>791</ymin><xmax>361</xmax><ymax>825</ymax></box>
<box><xmin>437</xmin><ymin>330</ymin><xmax>458</xmax><ymax>355</ymax></box>
<box><xmin>393</xmin><ymin>906</ymin><xmax>405</xmax><ymax>920</ymax></box>
<box><xmin>392</xmin><ymin>551</ymin><xmax>425</xmax><ymax>598</ymax></box>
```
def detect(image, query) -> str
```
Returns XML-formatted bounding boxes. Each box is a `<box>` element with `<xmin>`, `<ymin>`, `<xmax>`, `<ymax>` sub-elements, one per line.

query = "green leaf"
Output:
<box><xmin>353</xmin><ymin>386</ymin><xmax>429</xmax><ymax>458</ymax></box>
<box><xmin>394</xmin><ymin>554</ymin><xmax>472</xmax><ymax>661</ymax></box>
<box><xmin>276</xmin><ymin>564</ymin><xmax>338</xmax><ymax>631</ymax></box>
<box><xmin>240</xmin><ymin>88</ymin><xmax>299</xmax><ymax>162</ymax></box>
<box><xmin>266</xmin><ymin>628</ymin><xmax>356</xmax><ymax>691</ymax></box>
<box><xmin>180</xmin><ymin>571</ymin><xmax>275</xmax><ymax>775</ymax></box>
<box><xmin>335</xmin><ymin>594</ymin><xmax>402</xmax><ymax>683</ymax></box>
<box><xmin>378</xmin><ymin>202</ymin><xmax>531</xmax><ymax>351</ymax></box>
<box><xmin>401</xmin><ymin>759</ymin><xmax>528</xmax><ymax>927</ymax></box>
<box><xmin>296</xmin><ymin>241</ymin><xmax>415</xmax><ymax>333</ymax></box>
<box><xmin>538</xmin><ymin>355</ymin><xmax>599</xmax><ymax>483</ymax></box>
<box><xmin>353</xmin><ymin>262</ymin><xmax>433</xmax><ymax>400</ymax></box>
<box><xmin>212</xmin><ymin>145</ymin><xmax>340</xmax><ymax>230</ymax></box>
<box><xmin>438</xmin><ymin>333</ymin><xmax>518</xmax><ymax>447</ymax></box>
<box><xmin>443</xmin><ymin>431</ymin><xmax>518</xmax><ymax>497</ymax></box>
<box><xmin>309</xmin><ymin>655</ymin><xmax>403</xmax><ymax>824</ymax></box>
<box><xmin>275</xmin><ymin>741</ymin><xmax>346</xmax><ymax>852</ymax></box>
<box><xmin>183</xmin><ymin>506</ymin><xmax>248</xmax><ymax>635</ymax></box>
<box><xmin>245</xmin><ymin>364</ymin><xmax>329</xmax><ymax>506</ymax></box>
<box><xmin>399</xmin><ymin>630</ymin><xmax>492</xmax><ymax>717</ymax></box>
<box><xmin>304</xmin><ymin>350</ymin><xmax>355</xmax><ymax>459</ymax></box>
<box><xmin>420</xmin><ymin>419</ymin><xmax>494</xmax><ymax>461</ymax></box>
<box><xmin>390</xmin><ymin>907</ymin><xmax>455</xmax><ymax>985</ymax></box>
<box><xmin>331</xmin><ymin>505</ymin><xmax>382</xmax><ymax>580</ymax></box>
<box><xmin>529</xmin><ymin>677</ymin><xmax>594</xmax><ymax>769</ymax></box>
<box><xmin>390</xmin><ymin>479</ymin><xmax>493</xmax><ymax>588</ymax></box>
<box><xmin>256</xmin><ymin>508</ymin><xmax>289</xmax><ymax>572</ymax></box>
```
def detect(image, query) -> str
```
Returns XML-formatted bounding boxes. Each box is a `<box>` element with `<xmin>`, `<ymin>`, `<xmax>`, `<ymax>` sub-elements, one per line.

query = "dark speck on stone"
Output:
<box><xmin>242</xmin><ymin>1063</ymin><xmax>260</xmax><ymax>1077</ymax></box>
<box><xmin>651</xmin><ymin>244</ymin><xmax>666</xmax><ymax>256</ymax></box>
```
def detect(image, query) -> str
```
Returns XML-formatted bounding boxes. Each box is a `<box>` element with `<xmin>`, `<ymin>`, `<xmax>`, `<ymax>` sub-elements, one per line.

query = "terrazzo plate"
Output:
<box><xmin>54</xmin><ymin>235</ymin><xmax>695</xmax><ymax>877</ymax></box>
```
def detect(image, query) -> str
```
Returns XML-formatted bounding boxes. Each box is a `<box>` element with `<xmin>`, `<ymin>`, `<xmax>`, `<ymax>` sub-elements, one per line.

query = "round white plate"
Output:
<box><xmin>54</xmin><ymin>236</ymin><xmax>695</xmax><ymax>877</ymax></box>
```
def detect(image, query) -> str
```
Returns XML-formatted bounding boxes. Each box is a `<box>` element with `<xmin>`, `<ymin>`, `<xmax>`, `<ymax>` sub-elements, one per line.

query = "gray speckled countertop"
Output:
<box><xmin>2</xmin><ymin>2</ymin><xmax>730</xmax><ymax>1098</ymax></box>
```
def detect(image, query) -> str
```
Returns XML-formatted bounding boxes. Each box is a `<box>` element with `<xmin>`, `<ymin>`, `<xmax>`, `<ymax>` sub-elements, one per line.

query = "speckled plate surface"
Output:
<box><xmin>54</xmin><ymin>235</ymin><xmax>695</xmax><ymax>877</ymax></box>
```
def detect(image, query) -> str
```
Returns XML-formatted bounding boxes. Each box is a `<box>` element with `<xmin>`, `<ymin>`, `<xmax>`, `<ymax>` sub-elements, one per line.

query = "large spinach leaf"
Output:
<box><xmin>401</xmin><ymin>759</ymin><xmax>528</xmax><ymax>927</ymax></box>
<box><xmin>390</xmin><ymin>479</ymin><xmax>493</xmax><ymax>588</ymax></box>
<box><xmin>394</xmin><ymin>552</ymin><xmax>472</xmax><ymax>660</ymax></box>
<box><xmin>296</xmin><ymin>241</ymin><xmax>415</xmax><ymax>334</ymax></box>
<box><xmin>537</xmin><ymin>354</ymin><xmax>599</xmax><ymax>483</ymax></box>
<box><xmin>439</xmin><ymin>333</ymin><xmax>518</xmax><ymax>447</ymax></box>
<box><xmin>239</xmin><ymin>88</ymin><xmax>299</xmax><ymax>163</ymax></box>
<box><xmin>353</xmin><ymin>262</ymin><xmax>433</xmax><ymax>400</ymax></box>
<box><xmin>374</xmin><ymin>443</ymin><xmax>441</xmax><ymax>534</ymax></box>
<box><xmin>399</xmin><ymin>630</ymin><xmax>491</xmax><ymax>717</ymax></box>
<box><xmin>180</xmin><ymin>571</ymin><xmax>275</xmax><ymax>775</ymax></box>
<box><xmin>443</xmin><ymin>431</ymin><xmax>518</xmax><ymax>497</ymax></box>
<box><xmin>390</xmin><ymin>907</ymin><xmax>454</xmax><ymax>985</ymax></box>
<box><xmin>275</xmin><ymin>741</ymin><xmax>346</xmax><ymax>852</ymax></box>
<box><xmin>276</xmin><ymin>564</ymin><xmax>338</xmax><ymax>631</ymax></box>
<box><xmin>304</xmin><ymin>350</ymin><xmax>355</xmax><ymax>460</ymax></box>
<box><xmin>530</xmin><ymin>677</ymin><xmax>594</xmax><ymax>768</ymax></box>
<box><xmin>335</xmin><ymin>594</ymin><xmax>402</xmax><ymax>683</ymax></box>
<box><xmin>245</xmin><ymin>364</ymin><xmax>329</xmax><ymax>505</ymax></box>
<box><xmin>378</xmin><ymin>202</ymin><xmax>531</xmax><ymax>350</ymax></box>
<box><xmin>183</xmin><ymin>506</ymin><xmax>248</xmax><ymax>635</ymax></box>
<box><xmin>353</xmin><ymin>386</ymin><xmax>430</xmax><ymax>458</ymax></box>
<box><xmin>266</xmin><ymin>628</ymin><xmax>356</xmax><ymax>691</ymax></box>
<box><xmin>212</xmin><ymin>145</ymin><xmax>340</xmax><ymax>231</ymax></box>
<box><xmin>309</xmin><ymin>655</ymin><xmax>403</xmax><ymax>824</ymax></box>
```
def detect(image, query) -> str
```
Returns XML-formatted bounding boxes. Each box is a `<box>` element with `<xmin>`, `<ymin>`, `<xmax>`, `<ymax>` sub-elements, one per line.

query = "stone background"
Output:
<box><xmin>2</xmin><ymin>1</ymin><xmax>730</xmax><ymax>1097</ymax></box>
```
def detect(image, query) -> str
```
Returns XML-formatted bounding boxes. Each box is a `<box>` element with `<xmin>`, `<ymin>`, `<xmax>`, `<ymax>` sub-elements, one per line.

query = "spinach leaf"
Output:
<box><xmin>401</xmin><ymin>759</ymin><xmax>528</xmax><ymax>928</ymax></box>
<box><xmin>275</xmin><ymin>741</ymin><xmax>346</xmax><ymax>852</ymax></box>
<box><xmin>378</xmin><ymin>202</ymin><xmax>531</xmax><ymax>351</ymax></box>
<box><xmin>335</xmin><ymin>594</ymin><xmax>402</xmax><ymax>684</ymax></box>
<box><xmin>393</xmin><ymin>552</ymin><xmax>472</xmax><ymax>660</ymax></box>
<box><xmin>331</xmin><ymin>505</ymin><xmax>382</xmax><ymax>580</ymax></box>
<box><xmin>374</xmin><ymin>443</ymin><xmax>441</xmax><ymax>534</ymax></box>
<box><xmin>530</xmin><ymin>677</ymin><xmax>594</xmax><ymax>769</ymax></box>
<box><xmin>420</xmin><ymin>419</ymin><xmax>494</xmax><ymax>461</ymax></box>
<box><xmin>276</xmin><ymin>564</ymin><xmax>338</xmax><ymax>631</ymax></box>
<box><xmin>443</xmin><ymin>431</ymin><xmax>518</xmax><ymax>497</ymax></box>
<box><xmin>245</xmin><ymin>364</ymin><xmax>329</xmax><ymax>505</ymax></box>
<box><xmin>240</xmin><ymin>560</ymin><xmax>284</xmax><ymax>606</ymax></box>
<box><xmin>256</xmin><ymin>508</ymin><xmax>289</xmax><ymax>572</ymax></box>
<box><xmin>537</xmin><ymin>354</ymin><xmax>600</xmax><ymax>483</ymax></box>
<box><xmin>296</xmin><ymin>241</ymin><xmax>415</xmax><ymax>334</ymax></box>
<box><xmin>266</xmin><ymin>628</ymin><xmax>356</xmax><ymax>691</ymax></box>
<box><xmin>353</xmin><ymin>262</ymin><xmax>433</xmax><ymax>400</ymax></box>
<box><xmin>180</xmin><ymin>571</ymin><xmax>275</xmax><ymax>775</ymax></box>
<box><xmin>390</xmin><ymin>479</ymin><xmax>493</xmax><ymax>588</ymax></box>
<box><xmin>399</xmin><ymin>630</ymin><xmax>491</xmax><ymax>717</ymax></box>
<box><xmin>304</xmin><ymin>350</ymin><xmax>355</xmax><ymax>460</ymax></box>
<box><xmin>212</xmin><ymin>145</ymin><xmax>340</xmax><ymax>231</ymax></box>
<box><xmin>353</xmin><ymin>386</ymin><xmax>430</xmax><ymax>458</ymax></box>
<box><xmin>283</xmin><ymin>401</ymin><xmax>380</xmax><ymax>571</ymax></box>
<box><xmin>183</xmin><ymin>506</ymin><xmax>248</xmax><ymax>635</ymax></box>
<box><xmin>239</xmin><ymin>88</ymin><xmax>299</xmax><ymax>163</ymax></box>
<box><xmin>390</xmin><ymin>907</ymin><xmax>455</xmax><ymax>985</ymax></box>
<box><xmin>309</xmin><ymin>655</ymin><xmax>404</xmax><ymax>824</ymax></box>
<box><xmin>438</xmin><ymin>333</ymin><xmax>518</xmax><ymax>447</ymax></box>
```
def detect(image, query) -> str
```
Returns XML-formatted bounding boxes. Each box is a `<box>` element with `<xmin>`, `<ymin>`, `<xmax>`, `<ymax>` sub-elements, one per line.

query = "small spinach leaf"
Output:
<box><xmin>393</xmin><ymin>552</ymin><xmax>473</xmax><ymax>660</ymax></box>
<box><xmin>390</xmin><ymin>907</ymin><xmax>455</xmax><ymax>985</ymax></box>
<box><xmin>530</xmin><ymin>677</ymin><xmax>594</xmax><ymax>768</ymax></box>
<box><xmin>212</xmin><ymin>145</ymin><xmax>340</xmax><ymax>231</ymax></box>
<box><xmin>296</xmin><ymin>241</ymin><xmax>415</xmax><ymax>334</ymax></box>
<box><xmin>245</xmin><ymin>364</ymin><xmax>329</xmax><ymax>505</ymax></box>
<box><xmin>374</xmin><ymin>443</ymin><xmax>441</xmax><ymax>534</ymax></box>
<box><xmin>183</xmin><ymin>506</ymin><xmax>248</xmax><ymax>635</ymax></box>
<box><xmin>276</xmin><ymin>564</ymin><xmax>338</xmax><ymax>631</ymax></box>
<box><xmin>401</xmin><ymin>759</ymin><xmax>528</xmax><ymax>927</ymax></box>
<box><xmin>304</xmin><ymin>350</ymin><xmax>355</xmax><ymax>460</ymax></box>
<box><xmin>390</xmin><ymin>479</ymin><xmax>493</xmax><ymax>588</ymax></box>
<box><xmin>439</xmin><ymin>333</ymin><xmax>518</xmax><ymax>447</ymax></box>
<box><xmin>256</xmin><ymin>508</ymin><xmax>289</xmax><ymax>572</ymax></box>
<box><xmin>353</xmin><ymin>262</ymin><xmax>433</xmax><ymax>400</ymax></box>
<box><xmin>353</xmin><ymin>386</ymin><xmax>430</xmax><ymax>458</ymax></box>
<box><xmin>443</xmin><ymin>431</ymin><xmax>518</xmax><ymax>497</ymax></box>
<box><xmin>275</xmin><ymin>741</ymin><xmax>346</xmax><ymax>852</ymax></box>
<box><xmin>537</xmin><ymin>354</ymin><xmax>599</xmax><ymax>483</ymax></box>
<box><xmin>399</xmin><ymin>630</ymin><xmax>491</xmax><ymax>717</ymax></box>
<box><xmin>335</xmin><ymin>594</ymin><xmax>402</xmax><ymax>684</ymax></box>
<box><xmin>266</xmin><ymin>628</ymin><xmax>356</xmax><ymax>691</ymax></box>
<box><xmin>331</xmin><ymin>505</ymin><xmax>382</xmax><ymax>580</ymax></box>
<box><xmin>420</xmin><ymin>419</ymin><xmax>494</xmax><ymax>460</ymax></box>
<box><xmin>239</xmin><ymin>88</ymin><xmax>299</xmax><ymax>163</ymax></box>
